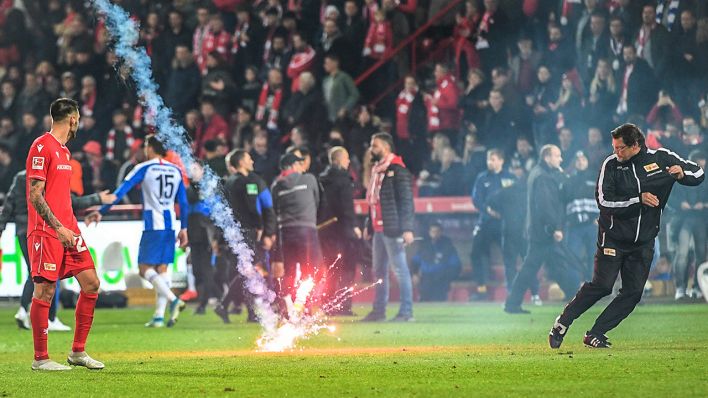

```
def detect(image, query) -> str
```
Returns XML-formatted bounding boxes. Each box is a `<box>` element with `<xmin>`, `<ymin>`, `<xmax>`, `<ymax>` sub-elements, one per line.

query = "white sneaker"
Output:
<box><xmin>688</xmin><ymin>288</ymin><xmax>704</xmax><ymax>300</ymax></box>
<box><xmin>67</xmin><ymin>351</ymin><xmax>105</xmax><ymax>370</ymax></box>
<box><xmin>167</xmin><ymin>299</ymin><xmax>186</xmax><ymax>327</ymax></box>
<box><xmin>48</xmin><ymin>317</ymin><xmax>72</xmax><ymax>332</ymax></box>
<box><xmin>675</xmin><ymin>287</ymin><xmax>687</xmax><ymax>300</ymax></box>
<box><xmin>531</xmin><ymin>295</ymin><xmax>543</xmax><ymax>306</ymax></box>
<box><xmin>144</xmin><ymin>317</ymin><xmax>165</xmax><ymax>328</ymax></box>
<box><xmin>15</xmin><ymin>307</ymin><xmax>30</xmax><ymax>330</ymax></box>
<box><xmin>32</xmin><ymin>359</ymin><xmax>72</xmax><ymax>371</ymax></box>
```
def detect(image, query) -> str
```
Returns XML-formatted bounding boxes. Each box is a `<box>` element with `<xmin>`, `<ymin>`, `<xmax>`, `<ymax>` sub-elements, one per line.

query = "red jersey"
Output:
<box><xmin>25</xmin><ymin>133</ymin><xmax>79</xmax><ymax>238</ymax></box>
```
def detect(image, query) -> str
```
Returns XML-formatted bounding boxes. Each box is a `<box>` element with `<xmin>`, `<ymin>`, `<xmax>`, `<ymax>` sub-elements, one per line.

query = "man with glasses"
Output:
<box><xmin>549</xmin><ymin>123</ymin><xmax>704</xmax><ymax>349</ymax></box>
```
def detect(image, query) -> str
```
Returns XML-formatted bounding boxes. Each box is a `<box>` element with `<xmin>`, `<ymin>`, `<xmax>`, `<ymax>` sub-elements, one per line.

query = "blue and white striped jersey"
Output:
<box><xmin>100</xmin><ymin>158</ymin><xmax>189</xmax><ymax>231</ymax></box>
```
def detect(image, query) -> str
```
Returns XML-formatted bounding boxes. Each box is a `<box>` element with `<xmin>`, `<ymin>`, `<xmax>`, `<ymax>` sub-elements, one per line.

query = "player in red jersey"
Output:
<box><xmin>26</xmin><ymin>98</ymin><xmax>103</xmax><ymax>371</ymax></box>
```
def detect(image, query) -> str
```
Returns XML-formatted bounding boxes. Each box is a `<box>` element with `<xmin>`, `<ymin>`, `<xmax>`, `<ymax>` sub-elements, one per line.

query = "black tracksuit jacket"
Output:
<box><xmin>596</xmin><ymin>146</ymin><xmax>704</xmax><ymax>250</ymax></box>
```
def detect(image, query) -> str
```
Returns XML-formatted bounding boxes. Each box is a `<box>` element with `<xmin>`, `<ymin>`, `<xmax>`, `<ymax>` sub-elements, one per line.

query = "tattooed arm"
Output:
<box><xmin>29</xmin><ymin>178</ymin><xmax>75</xmax><ymax>247</ymax></box>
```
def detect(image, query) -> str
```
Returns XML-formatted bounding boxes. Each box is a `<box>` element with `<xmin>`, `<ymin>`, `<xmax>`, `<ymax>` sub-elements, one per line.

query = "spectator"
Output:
<box><xmin>194</xmin><ymin>100</ymin><xmax>228</xmax><ymax>159</ymax></box>
<box><xmin>59</xmin><ymin>71</ymin><xmax>79</xmax><ymax>101</ymax></box>
<box><xmin>349</xmin><ymin>105</ymin><xmax>378</xmax><ymax>162</ymax></box>
<box><xmin>426</xmin><ymin>63</ymin><xmax>461</xmax><ymax>146</ymax></box>
<box><xmin>282</xmin><ymin>71</ymin><xmax>327</xmax><ymax>145</ymax></box>
<box><xmin>634</xmin><ymin>4</ymin><xmax>670</xmax><ymax>79</ymax></box>
<box><xmin>504</xmin><ymin>145</ymin><xmax>580</xmax><ymax>313</ymax></box>
<box><xmin>153</xmin><ymin>9</ymin><xmax>192</xmax><ymax>79</ymax></box>
<box><xmin>231</xmin><ymin>105</ymin><xmax>254</xmax><ymax>149</ymax></box>
<box><xmin>319</xmin><ymin>146</ymin><xmax>361</xmax><ymax>315</ymax></box>
<box><xmin>587</xmin><ymin>58</ymin><xmax>619</xmax><ymax>132</ymax></box>
<box><xmin>475</xmin><ymin>0</ymin><xmax>509</xmax><ymax>74</ymax></box>
<box><xmin>198</xmin><ymin>13</ymin><xmax>231</xmax><ymax>74</ymax></box>
<box><xmin>615</xmin><ymin>44</ymin><xmax>658</xmax><ymax>120</ymax></box>
<box><xmin>116</xmin><ymin>139</ymin><xmax>146</xmax><ymax>204</ymax></box>
<box><xmin>585</xmin><ymin>126</ymin><xmax>606</xmax><ymax>169</ymax></box>
<box><xmin>192</xmin><ymin>5</ymin><xmax>211</xmax><ymax>72</ymax></box>
<box><xmin>202</xmin><ymin>51</ymin><xmax>237</xmax><ymax>116</ymax></box>
<box><xmin>271</xmin><ymin>151</ymin><xmax>323</xmax><ymax>307</ymax></box>
<box><xmin>250</xmin><ymin>127</ymin><xmax>280</xmax><ymax>184</ymax></box>
<box><xmin>0</xmin><ymin>142</ymin><xmax>18</xmax><ymax>196</ymax></box>
<box><xmin>361</xmin><ymin>133</ymin><xmax>415</xmax><ymax>322</ymax></box>
<box><xmin>363</xmin><ymin>9</ymin><xmax>393</xmax><ymax>61</ymax></box>
<box><xmin>541</xmin><ymin>23</ymin><xmax>576</xmax><ymax>77</ymax></box>
<box><xmin>165</xmin><ymin>44</ymin><xmax>201</xmax><ymax>120</ymax></box>
<box><xmin>670</xmin><ymin>150</ymin><xmax>708</xmax><ymax>300</ymax></box>
<box><xmin>16</xmin><ymin>72</ymin><xmax>51</xmax><ymax>123</ymax></box>
<box><xmin>319</xmin><ymin>19</ymin><xmax>355</xmax><ymax>76</ymax></box>
<box><xmin>511</xmin><ymin>135</ymin><xmax>537</xmax><ymax>173</ymax></box>
<box><xmin>461</xmin><ymin>130</ymin><xmax>488</xmax><ymax>193</ymax></box>
<box><xmin>671</xmin><ymin>9</ymin><xmax>703</xmax><ymax>113</ymax></box>
<box><xmin>232</xmin><ymin>5</ymin><xmax>263</xmax><ymax>75</ymax></box>
<box><xmin>240</xmin><ymin>65</ymin><xmax>262</xmax><ymax>113</ymax></box>
<box><xmin>551</xmin><ymin>73</ymin><xmax>584</xmax><ymax>134</ymax></box>
<box><xmin>341</xmin><ymin>0</ymin><xmax>367</xmax><ymax>59</ymax></box>
<box><xmin>264</xmin><ymin>31</ymin><xmax>292</xmax><ymax>78</ymax></box>
<box><xmin>394</xmin><ymin>75</ymin><xmax>427</xmax><ymax>174</ymax></box>
<box><xmin>286</xmin><ymin>32</ymin><xmax>317</xmax><ymax>93</ymax></box>
<box><xmin>479</xmin><ymin>89</ymin><xmax>517</xmax><ymax>155</ymax></box>
<box><xmin>256</xmin><ymin>68</ymin><xmax>286</xmax><ymax>132</ymax></box>
<box><xmin>646</xmin><ymin>90</ymin><xmax>684</xmax><ymax>131</ymax></box>
<box><xmin>437</xmin><ymin>147</ymin><xmax>466</xmax><ymax>196</ymax></box>
<box><xmin>16</xmin><ymin>112</ymin><xmax>42</xmax><ymax>160</ymax></box>
<box><xmin>470</xmin><ymin>148</ymin><xmax>515</xmax><ymax>300</ymax></box>
<box><xmin>510</xmin><ymin>36</ymin><xmax>541</xmax><ymax>96</ymax></box>
<box><xmin>418</xmin><ymin>133</ymin><xmax>450</xmax><ymax>196</ymax></box>
<box><xmin>203</xmin><ymin>138</ymin><xmax>229</xmax><ymax>178</ymax></box>
<box><xmin>81</xmin><ymin>140</ymin><xmax>118</xmax><ymax>194</ymax></box>
<box><xmin>680</xmin><ymin>116</ymin><xmax>705</xmax><ymax>157</ymax></box>
<box><xmin>412</xmin><ymin>223</ymin><xmax>461</xmax><ymax>302</ymax></box>
<box><xmin>460</xmin><ymin>68</ymin><xmax>489</xmax><ymax>128</ymax></box>
<box><xmin>607</xmin><ymin>16</ymin><xmax>628</xmax><ymax>75</ymax></box>
<box><xmin>558</xmin><ymin>128</ymin><xmax>580</xmax><ymax>171</ymax></box>
<box><xmin>104</xmin><ymin>110</ymin><xmax>136</xmax><ymax>164</ymax></box>
<box><xmin>0</xmin><ymin>81</ymin><xmax>18</xmax><ymax>122</ymax></box>
<box><xmin>79</xmin><ymin>75</ymin><xmax>99</xmax><ymax>119</ymax></box>
<box><xmin>322</xmin><ymin>53</ymin><xmax>360</xmax><ymax>123</ymax></box>
<box><xmin>562</xmin><ymin>151</ymin><xmax>600</xmax><ymax>280</ymax></box>
<box><xmin>578</xmin><ymin>11</ymin><xmax>610</xmax><ymax>86</ymax></box>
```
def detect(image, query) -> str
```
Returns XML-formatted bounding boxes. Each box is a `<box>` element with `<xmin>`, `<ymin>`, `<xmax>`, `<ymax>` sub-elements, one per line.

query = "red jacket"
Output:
<box><xmin>427</xmin><ymin>74</ymin><xmax>461</xmax><ymax>131</ymax></box>
<box><xmin>194</xmin><ymin>114</ymin><xmax>228</xmax><ymax>158</ymax></box>
<box><xmin>200</xmin><ymin>29</ymin><xmax>231</xmax><ymax>74</ymax></box>
<box><xmin>364</xmin><ymin>20</ymin><xmax>393</xmax><ymax>60</ymax></box>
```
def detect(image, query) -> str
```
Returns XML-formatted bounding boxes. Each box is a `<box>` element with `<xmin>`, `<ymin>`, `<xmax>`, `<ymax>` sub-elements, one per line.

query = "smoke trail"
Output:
<box><xmin>91</xmin><ymin>0</ymin><xmax>279</xmax><ymax>333</ymax></box>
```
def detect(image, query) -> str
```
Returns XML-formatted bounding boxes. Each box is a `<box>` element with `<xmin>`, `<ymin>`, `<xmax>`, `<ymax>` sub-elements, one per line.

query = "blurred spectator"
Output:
<box><xmin>250</xmin><ymin>127</ymin><xmax>279</xmax><ymax>184</ymax></box>
<box><xmin>194</xmin><ymin>100</ymin><xmax>228</xmax><ymax>159</ymax></box>
<box><xmin>203</xmin><ymin>138</ymin><xmax>229</xmax><ymax>178</ymax></box>
<box><xmin>81</xmin><ymin>140</ymin><xmax>118</xmax><ymax>194</ymax></box>
<box><xmin>256</xmin><ymin>68</ymin><xmax>286</xmax><ymax>132</ymax></box>
<box><xmin>461</xmin><ymin>130</ymin><xmax>487</xmax><ymax>192</ymax></box>
<box><xmin>286</xmin><ymin>32</ymin><xmax>317</xmax><ymax>93</ymax></box>
<box><xmin>232</xmin><ymin>5</ymin><xmax>263</xmax><ymax>74</ymax></box>
<box><xmin>349</xmin><ymin>105</ymin><xmax>378</xmax><ymax>163</ymax></box>
<box><xmin>59</xmin><ymin>71</ymin><xmax>79</xmax><ymax>101</ymax></box>
<box><xmin>231</xmin><ymin>105</ymin><xmax>254</xmax><ymax>149</ymax></box>
<box><xmin>418</xmin><ymin>133</ymin><xmax>450</xmax><ymax>196</ymax></box>
<box><xmin>394</xmin><ymin>75</ymin><xmax>427</xmax><ymax>174</ymax></box>
<box><xmin>587</xmin><ymin>58</ymin><xmax>618</xmax><ymax>132</ymax></box>
<box><xmin>504</xmin><ymin>145</ymin><xmax>580</xmax><ymax>313</ymax></box>
<box><xmin>192</xmin><ymin>5</ymin><xmax>211</xmax><ymax>74</ymax></box>
<box><xmin>680</xmin><ymin>116</ymin><xmax>705</xmax><ymax>156</ymax></box>
<box><xmin>322</xmin><ymin>53</ymin><xmax>360</xmax><ymax>123</ymax></box>
<box><xmin>486</xmin><ymin>160</ymin><xmax>541</xmax><ymax>304</ymax></box>
<box><xmin>202</xmin><ymin>51</ymin><xmax>237</xmax><ymax>116</ymax></box>
<box><xmin>634</xmin><ymin>4</ymin><xmax>670</xmax><ymax>79</ymax></box>
<box><xmin>510</xmin><ymin>36</ymin><xmax>541</xmax><ymax>96</ymax></box>
<box><xmin>0</xmin><ymin>116</ymin><xmax>16</xmax><ymax>150</ymax></box>
<box><xmin>16</xmin><ymin>112</ymin><xmax>42</xmax><ymax>159</ymax></box>
<box><xmin>153</xmin><ymin>9</ymin><xmax>193</xmax><ymax>81</ymax></box>
<box><xmin>17</xmin><ymin>72</ymin><xmax>51</xmax><ymax>123</ymax></box>
<box><xmin>562</xmin><ymin>151</ymin><xmax>599</xmax><ymax>280</ymax></box>
<box><xmin>615</xmin><ymin>44</ymin><xmax>658</xmax><ymax>120</ymax></box>
<box><xmin>670</xmin><ymin>150</ymin><xmax>708</xmax><ymax>300</ymax></box>
<box><xmin>0</xmin><ymin>81</ymin><xmax>18</xmax><ymax>122</ymax></box>
<box><xmin>319</xmin><ymin>19</ymin><xmax>356</xmax><ymax>76</ymax></box>
<box><xmin>607</xmin><ymin>16</ymin><xmax>628</xmax><ymax>76</ymax></box>
<box><xmin>341</xmin><ymin>0</ymin><xmax>367</xmax><ymax>59</ymax></box>
<box><xmin>578</xmin><ymin>11</ymin><xmax>610</xmax><ymax>88</ymax></box>
<box><xmin>511</xmin><ymin>135</ymin><xmax>537</xmax><ymax>173</ymax></box>
<box><xmin>105</xmin><ymin>110</ymin><xmax>135</xmax><ymax>164</ymax></box>
<box><xmin>476</xmin><ymin>0</ymin><xmax>509</xmax><ymax>74</ymax></box>
<box><xmin>558</xmin><ymin>128</ymin><xmax>580</xmax><ymax>171</ymax></box>
<box><xmin>282</xmin><ymin>71</ymin><xmax>327</xmax><ymax>145</ymax></box>
<box><xmin>264</xmin><ymin>31</ymin><xmax>292</xmax><ymax>78</ymax></box>
<box><xmin>319</xmin><ymin>146</ymin><xmax>361</xmax><ymax>315</ymax></box>
<box><xmin>437</xmin><ymin>147</ymin><xmax>465</xmax><ymax>196</ymax></box>
<box><xmin>427</xmin><ymin>63</ymin><xmax>461</xmax><ymax>145</ymax></box>
<box><xmin>412</xmin><ymin>223</ymin><xmax>461</xmax><ymax>302</ymax></box>
<box><xmin>550</xmin><ymin>73</ymin><xmax>583</xmax><ymax>134</ymax></box>
<box><xmin>585</xmin><ymin>126</ymin><xmax>607</xmax><ymax>169</ymax></box>
<box><xmin>470</xmin><ymin>148</ymin><xmax>515</xmax><ymax>300</ymax></box>
<box><xmin>479</xmin><ymin>89</ymin><xmax>517</xmax><ymax>154</ymax></box>
<box><xmin>541</xmin><ymin>23</ymin><xmax>576</xmax><ymax>77</ymax></box>
<box><xmin>0</xmin><ymin>142</ymin><xmax>18</xmax><ymax>196</ymax></box>
<box><xmin>646</xmin><ymin>90</ymin><xmax>683</xmax><ymax>130</ymax></box>
<box><xmin>165</xmin><ymin>44</ymin><xmax>201</xmax><ymax>120</ymax></box>
<box><xmin>79</xmin><ymin>75</ymin><xmax>98</xmax><ymax>119</ymax></box>
<box><xmin>671</xmin><ymin>9</ymin><xmax>703</xmax><ymax>113</ymax></box>
<box><xmin>240</xmin><ymin>65</ymin><xmax>262</xmax><ymax>113</ymax></box>
<box><xmin>460</xmin><ymin>68</ymin><xmax>488</xmax><ymax>127</ymax></box>
<box><xmin>198</xmin><ymin>13</ymin><xmax>231</xmax><ymax>74</ymax></box>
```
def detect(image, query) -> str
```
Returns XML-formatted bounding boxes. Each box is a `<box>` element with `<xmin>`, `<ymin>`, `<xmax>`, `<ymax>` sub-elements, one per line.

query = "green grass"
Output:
<box><xmin>0</xmin><ymin>301</ymin><xmax>706</xmax><ymax>397</ymax></box>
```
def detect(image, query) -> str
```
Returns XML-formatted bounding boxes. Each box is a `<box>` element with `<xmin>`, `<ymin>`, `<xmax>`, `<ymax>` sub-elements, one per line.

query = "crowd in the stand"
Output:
<box><xmin>0</xmin><ymin>0</ymin><xmax>706</xmax><ymax>302</ymax></box>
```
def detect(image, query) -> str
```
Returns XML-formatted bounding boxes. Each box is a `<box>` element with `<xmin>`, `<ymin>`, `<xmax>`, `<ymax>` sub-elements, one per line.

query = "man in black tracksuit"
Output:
<box><xmin>214</xmin><ymin>149</ymin><xmax>276</xmax><ymax>323</ymax></box>
<box><xmin>550</xmin><ymin>124</ymin><xmax>705</xmax><ymax>349</ymax></box>
<box><xmin>504</xmin><ymin>145</ymin><xmax>580</xmax><ymax>314</ymax></box>
<box><xmin>319</xmin><ymin>146</ymin><xmax>361</xmax><ymax>315</ymax></box>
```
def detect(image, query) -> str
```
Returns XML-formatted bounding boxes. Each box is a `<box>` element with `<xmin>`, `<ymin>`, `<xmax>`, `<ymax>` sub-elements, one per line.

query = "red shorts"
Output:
<box><xmin>28</xmin><ymin>233</ymin><xmax>95</xmax><ymax>282</ymax></box>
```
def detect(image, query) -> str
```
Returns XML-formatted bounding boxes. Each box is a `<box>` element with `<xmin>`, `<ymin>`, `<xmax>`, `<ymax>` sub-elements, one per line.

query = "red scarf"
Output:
<box><xmin>287</xmin><ymin>46</ymin><xmax>316</xmax><ymax>92</ymax></box>
<box><xmin>106</xmin><ymin>126</ymin><xmax>135</xmax><ymax>161</ymax></box>
<box><xmin>396</xmin><ymin>89</ymin><xmax>416</xmax><ymax>140</ymax></box>
<box><xmin>366</xmin><ymin>153</ymin><xmax>406</xmax><ymax>232</ymax></box>
<box><xmin>256</xmin><ymin>83</ymin><xmax>283</xmax><ymax>130</ymax></box>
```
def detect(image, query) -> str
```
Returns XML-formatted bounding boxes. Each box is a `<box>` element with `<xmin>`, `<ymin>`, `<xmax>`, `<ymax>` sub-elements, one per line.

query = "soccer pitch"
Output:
<box><xmin>0</xmin><ymin>302</ymin><xmax>706</xmax><ymax>397</ymax></box>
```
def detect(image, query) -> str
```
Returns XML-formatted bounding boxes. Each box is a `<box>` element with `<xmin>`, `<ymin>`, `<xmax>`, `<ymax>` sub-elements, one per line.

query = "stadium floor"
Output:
<box><xmin>0</xmin><ymin>302</ymin><xmax>706</xmax><ymax>397</ymax></box>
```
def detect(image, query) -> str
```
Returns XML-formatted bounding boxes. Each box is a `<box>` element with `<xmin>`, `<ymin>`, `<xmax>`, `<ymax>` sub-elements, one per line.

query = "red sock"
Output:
<box><xmin>30</xmin><ymin>298</ymin><xmax>51</xmax><ymax>361</ymax></box>
<box><xmin>72</xmin><ymin>292</ymin><xmax>98</xmax><ymax>353</ymax></box>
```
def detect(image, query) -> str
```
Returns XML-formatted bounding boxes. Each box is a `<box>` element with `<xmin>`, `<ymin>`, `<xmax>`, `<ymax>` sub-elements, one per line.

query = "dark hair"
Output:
<box><xmin>49</xmin><ymin>98</ymin><xmax>79</xmax><ymax>122</ymax></box>
<box><xmin>324</xmin><ymin>53</ymin><xmax>340</xmax><ymax>63</ymax></box>
<box><xmin>145</xmin><ymin>134</ymin><xmax>167</xmax><ymax>156</ymax></box>
<box><xmin>611</xmin><ymin>123</ymin><xmax>645</xmax><ymax>147</ymax></box>
<box><xmin>227</xmin><ymin>149</ymin><xmax>248</xmax><ymax>168</ymax></box>
<box><xmin>204</xmin><ymin>138</ymin><xmax>225</xmax><ymax>152</ymax></box>
<box><xmin>372</xmin><ymin>132</ymin><xmax>395</xmax><ymax>152</ymax></box>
